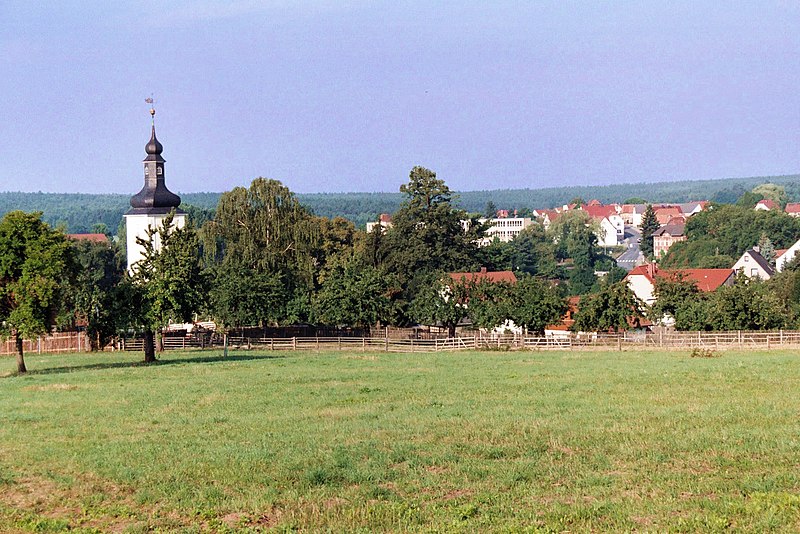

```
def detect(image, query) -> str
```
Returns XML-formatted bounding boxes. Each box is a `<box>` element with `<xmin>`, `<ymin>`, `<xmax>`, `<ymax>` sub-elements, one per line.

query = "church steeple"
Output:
<box><xmin>128</xmin><ymin>108</ymin><xmax>182</xmax><ymax>213</ymax></box>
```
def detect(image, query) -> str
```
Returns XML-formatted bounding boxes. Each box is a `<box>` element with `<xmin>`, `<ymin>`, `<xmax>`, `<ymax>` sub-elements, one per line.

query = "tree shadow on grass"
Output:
<box><xmin>1</xmin><ymin>351</ymin><xmax>290</xmax><ymax>378</ymax></box>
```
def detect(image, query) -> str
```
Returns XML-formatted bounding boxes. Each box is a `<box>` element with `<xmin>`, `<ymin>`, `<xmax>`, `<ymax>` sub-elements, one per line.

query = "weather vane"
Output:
<box><xmin>145</xmin><ymin>94</ymin><xmax>156</xmax><ymax>123</ymax></box>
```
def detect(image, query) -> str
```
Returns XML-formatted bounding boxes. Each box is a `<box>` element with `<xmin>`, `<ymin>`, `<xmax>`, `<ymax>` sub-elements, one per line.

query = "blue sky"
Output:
<box><xmin>1</xmin><ymin>1</ymin><xmax>798</xmax><ymax>195</ymax></box>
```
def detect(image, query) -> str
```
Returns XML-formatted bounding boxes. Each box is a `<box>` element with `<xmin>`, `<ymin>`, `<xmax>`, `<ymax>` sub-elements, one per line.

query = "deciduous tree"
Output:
<box><xmin>128</xmin><ymin>213</ymin><xmax>207</xmax><ymax>362</ymax></box>
<box><xmin>0</xmin><ymin>212</ymin><xmax>71</xmax><ymax>373</ymax></box>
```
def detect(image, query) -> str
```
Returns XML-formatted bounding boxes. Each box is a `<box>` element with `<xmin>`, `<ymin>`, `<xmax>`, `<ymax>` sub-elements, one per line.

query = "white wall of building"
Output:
<box><xmin>124</xmin><ymin>212</ymin><xmax>187</xmax><ymax>272</ymax></box>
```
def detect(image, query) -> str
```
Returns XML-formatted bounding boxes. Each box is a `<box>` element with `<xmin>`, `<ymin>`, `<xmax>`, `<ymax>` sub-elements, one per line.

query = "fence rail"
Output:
<box><xmin>113</xmin><ymin>330</ymin><xmax>800</xmax><ymax>354</ymax></box>
<box><xmin>5</xmin><ymin>329</ymin><xmax>800</xmax><ymax>358</ymax></box>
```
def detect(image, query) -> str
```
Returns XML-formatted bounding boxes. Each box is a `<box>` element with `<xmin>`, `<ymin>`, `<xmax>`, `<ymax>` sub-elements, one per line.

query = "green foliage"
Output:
<box><xmin>313</xmin><ymin>256</ymin><xmax>394</xmax><ymax>332</ymax></box>
<box><xmin>409</xmin><ymin>273</ymin><xmax>474</xmax><ymax>336</ymax></box>
<box><xmin>0</xmin><ymin>211</ymin><xmax>71</xmax><ymax>371</ymax></box>
<box><xmin>751</xmin><ymin>183</ymin><xmax>787</xmax><ymax>208</ymax></box>
<box><xmin>67</xmin><ymin>239</ymin><xmax>126</xmax><ymax>350</ymax></box>
<box><xmin>572</xmin><ymin>280</ymin><xmax>645</xmax><ymax>332</ymax></box>
<box><xmin>128</xmin><ymin>213</ymin><xmax>207</xmax><ymax>348</ymax></box>
<box><xmin>209</xmin><ymin>264</ymin><xmax>287</xmax><ymax>329</ymax></box>
<box><xmin>653</xmin><ymin>272</ymin><xmax>787</xmax><ymax>331</ymax></box>
<box><xmin>380</xmin><ymin>167</ymin><xmax>482</xmax><ymax>314</ymax></box>
<box><xmin>661</xmin><ymin>204</ymin><xmax>800</xmax><ymax>268</ymax></box>
<box><xmin>640</xmin><ymin>204</ymin><xmax>660</xmax><ymax>259</ymax></box>
<box><xmin>509</xmin><ymin>223</ymin><xmax>560</xmax><ymax>278</ymax></box>
<box><xmin>507</xmin><ymin>276</ymin><xmax>567</xmax><ymax>335</ymax></box>
<box><xmin>204</xmin><ymin>178</ymin><xmax>321</xmax><ymax>325</ymax></box>
<box><xmin>548</xmin><ymin>210</ymin><xmax>601</xmax><ymax>294</ymax></box>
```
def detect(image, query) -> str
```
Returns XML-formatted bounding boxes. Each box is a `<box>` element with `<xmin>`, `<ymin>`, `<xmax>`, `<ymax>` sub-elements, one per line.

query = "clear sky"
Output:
<box><xmin>1</xmin><ymin>1</ymin><xmax>798</xmax><ymax>195</ymax></box>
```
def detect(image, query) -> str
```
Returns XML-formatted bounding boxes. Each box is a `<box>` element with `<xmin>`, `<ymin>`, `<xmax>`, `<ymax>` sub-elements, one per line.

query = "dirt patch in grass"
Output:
<box><xmin>0</xmin><ymin>470</ymin><xmax>248</xmax><ymax>532</ymax></box>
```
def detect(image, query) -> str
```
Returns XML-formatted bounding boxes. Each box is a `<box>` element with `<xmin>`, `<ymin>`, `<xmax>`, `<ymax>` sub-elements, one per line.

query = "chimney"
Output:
<box><xmin>514</xmin><ymin>209</ymin><xmax>518</xmax><ymax>217</ymax></box>
<box><xmin>480</xmin><ymin>267</ymin><xmax>487</xmax><ymax>274</ymax></box>
<box><xmin>647</xmin><ymin>262</ymin><xmax>657</xmax><ymax>278</ymax></box>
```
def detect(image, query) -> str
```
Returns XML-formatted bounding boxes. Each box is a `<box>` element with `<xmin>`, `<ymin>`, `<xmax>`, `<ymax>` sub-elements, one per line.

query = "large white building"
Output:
<box><xmin>123</xmin><ymin>110</ymin><xmax>186</xmax><ymax>272</ymax></box>
<box><xmin>479</xmin><ymin>216</ymin><xmax>534</xmax><ymax>244</ymax></box>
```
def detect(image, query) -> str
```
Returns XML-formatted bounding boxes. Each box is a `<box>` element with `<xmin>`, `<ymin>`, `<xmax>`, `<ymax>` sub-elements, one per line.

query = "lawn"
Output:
<box><xmin>2</xmin><ymin>348</ymin><xmax>800</xmax><ymax>532</ymax></box>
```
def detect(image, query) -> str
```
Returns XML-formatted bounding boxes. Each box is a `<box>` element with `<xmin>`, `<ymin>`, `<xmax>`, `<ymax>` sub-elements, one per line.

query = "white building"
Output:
<box><xmin>776</xmin><ymin>238</ymin><xmax>800</xmax><ymax>272</ymax></box>
<box><xmin>124</xmin><ymin>110</ymin><xmax>186</xmax><ymax>272</ymax></box>
<box><xmin>479</xmin><ymin>216</ymin><xmax>534</xmax><ymax>244</ymax></box>
<box><xmin>732</xmin><ymin>248</ymin><xmax>774</xmax><ymax>280</ymax></box>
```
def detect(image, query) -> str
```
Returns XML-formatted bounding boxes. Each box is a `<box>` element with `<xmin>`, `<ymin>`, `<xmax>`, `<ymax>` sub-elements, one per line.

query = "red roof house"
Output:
<box><xmin>449</xmin><ymin>267</ymin><xmax>517</xmax><ymax>285</ymax></box>
<box><xmin>625</xmin><ymin>263</ymin><xmax>735</xmax><ymax>305</ymax></box>
<box><xmin>66</xmin><ymin>233</ymin><xmax>109</xmax><ymax>244</ymax></box>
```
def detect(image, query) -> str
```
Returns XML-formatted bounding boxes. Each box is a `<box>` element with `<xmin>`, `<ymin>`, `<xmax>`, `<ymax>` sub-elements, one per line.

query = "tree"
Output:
<box><xmin>381</xmin><ymin>167</ymin><xmax>483</xmax><ymax>318</ymax></box>
<box><xmin>707</xmin><ymin>274</ymin><xmax>785</xmax><ymax>331</ymax></box>
<box><xmin>128</xmin><ymin>213</ymin><xmax>207</xmax><ymax>362</ymax></box>
<box><xmin>548</xmin><ymin>210</ymin><xmax>601</xmax><ymax>294</ymax></box>
<box><xmin>572</xmin><ymin>280</ymin><xmax>645</xmax><ymax>332</ymax></box>
<box><xmin>484</xmin><ymin>200</ymin><xmax>498</xmax><ymax>219</ymax></box>
<box><xmin>203</xmin><ymin>178</ymin><xmax>321</xmax><ymax>325</ymax></box>
<box><xmin>69</xmin><ymin>239</ymin><xmax>126</xmax><ymax>350</ymax></box>
<box><xmin>313</xmin><ymin>256</ymin><xmax>394</xmax><ymax>334</ymax></box>
<box><xmin>409</xmin><ymin>273</ymin><xmax>473</xmax><ymax>337</ymax></box>
<box><xmin>650</xmin><ymin>273</ymin><xmax>705</xmax><ymax>329</ymax></box>
<box><xmin>209</xmin><ymin>264</ymin><xmax>287</xmax><ymax>331</ymax></box>
<box><xmin>508</xmin><ymin>223</ymin><xmax>559</xmax><ymax>278</ymax></box>
<box><xmin>757</xmin><ymin>232</ymin><xmax>776</xmax><ymax>265</ymax></box>
<box><xmin>751</xmin><ymin>183</ymin><xmax>788</xmax><ymax>208</ymax></box>
<box><xmin>0</xmin><ymin>212</ymin><xmax>71</xmax><ymax>373</ymax></box>
<box><xmin>640</xmin><ymin>204</ymin><xmax>660</xmax><ymax>259</ymax></box>
<box><xmin>507</xmin><ymin>276</ymin><xmax>567</xmax><ymax>335</ymax></box>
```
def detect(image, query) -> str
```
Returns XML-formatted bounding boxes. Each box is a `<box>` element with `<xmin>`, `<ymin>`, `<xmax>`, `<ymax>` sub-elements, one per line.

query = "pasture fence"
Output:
<box><xmin>5</xmin><ymin>329</ymin><xmax>800</xmax><ymax>357</ymax></box>
<box><xmin>118</xmin><ymin>329</ymin><xmax>800</xmax><ymax>353</ymax></box>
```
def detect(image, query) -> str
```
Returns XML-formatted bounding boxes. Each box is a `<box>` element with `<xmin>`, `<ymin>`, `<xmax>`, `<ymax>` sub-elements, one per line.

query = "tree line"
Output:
<box><xmin>7</xmin><ymin>168</ymin><xmax>800</xmax><ymax>374</ymax></box>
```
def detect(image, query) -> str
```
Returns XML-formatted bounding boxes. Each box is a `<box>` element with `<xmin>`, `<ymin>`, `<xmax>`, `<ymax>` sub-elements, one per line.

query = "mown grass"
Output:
<box><xmin>1</xmin><ymin>348</ymin><xmax>800</xmax><ymax>532</ymax></box>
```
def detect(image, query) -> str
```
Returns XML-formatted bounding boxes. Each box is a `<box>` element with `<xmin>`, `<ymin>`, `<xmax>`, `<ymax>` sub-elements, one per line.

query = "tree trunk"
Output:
<box><xmin>14</xmin><ymin>332</ymin><xmax>26</xmax><ymax>374</ymax></box>
<box><xmin>448</xmin><ymin>324</ymin><xmax>457</xmax><ymax>338</ymax></box>
<box><xmin>156</xmin><ymin>329</ymin><xmax>164</xmax><ymax>353</ymax></box>
<box><xmin>143</xmin><ymin>330</ymin><xmax>156</xmax><ymax>363</ymax></box>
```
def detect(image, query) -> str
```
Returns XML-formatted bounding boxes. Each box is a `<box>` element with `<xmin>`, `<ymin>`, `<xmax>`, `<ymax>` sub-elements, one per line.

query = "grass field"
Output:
<box><xmin>2</xmin><ymin>348</ymin><xmax>800</xmax><ymax>532</ymax></box>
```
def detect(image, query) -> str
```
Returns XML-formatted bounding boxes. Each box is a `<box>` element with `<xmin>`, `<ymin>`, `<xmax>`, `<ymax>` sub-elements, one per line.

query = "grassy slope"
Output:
<box><xmin>1</xmin><ymin>349</ymin><xmax>800</xmax><ymax>532</ymax></box>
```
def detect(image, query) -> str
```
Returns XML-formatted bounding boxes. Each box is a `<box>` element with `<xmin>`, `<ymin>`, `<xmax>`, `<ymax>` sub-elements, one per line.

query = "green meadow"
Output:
<box><xmin>2</xmin><ymin>348</ymin><xmax>800</xmax><ymax>532</ymax></box>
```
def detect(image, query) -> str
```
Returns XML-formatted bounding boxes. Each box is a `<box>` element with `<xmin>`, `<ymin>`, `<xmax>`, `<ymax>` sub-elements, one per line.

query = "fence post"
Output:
<box><xmin>338</xmin><ymin>337</ymin><xmax>341</xmax><ymax>351</ymax></box>
<box><xmin>780</xmin><ymin>329</ymin><xmax>784</xmax><ymax>345</ymax></box>
<box><xmin>292</xmin><ymin>337</ymin><xmax>297</xmax><ymax>351</ymax></box>
<box><xmin>738</xmin><ymin>330</ymin><xmax>742</xmax><ymax>348</ymax></box>
<box><xmin>617</xmin><ymin>335</ymin><xmax>622</xmax><ymax>352</ymax></box>
<box><xmin>385</xmin><ymin>337</ymin><xmax>389</xmax><ymax>352</ymax></box>
<box><xmin>316</xmin><ymin>336</ymin><xmax>320</xmax><ymax>352</ymax></box>
<box><xmin>363</xmin><ymin>337</ymin><xmax>366</xmax><ymax>352</ymax></box>
<box><xmin>37</xmin><ymin>336</ymin><xmax>41</xmax><ymax>354</ymax></box>
<box><xmin>767</xmin><ymin>333</ymin><xmax>770</xmax><ymax>350</ymax></box>
<box><xmin>410</xmin><ymin>338</ymin><xmax>414</xmax><ymax>353</ymax></box>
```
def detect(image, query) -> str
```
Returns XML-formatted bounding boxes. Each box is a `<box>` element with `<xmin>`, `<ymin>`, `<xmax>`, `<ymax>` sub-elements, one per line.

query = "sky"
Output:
<box><xmin>1</xmin><ymin>1</ymin><xmax>798</xmax><ymax>195</ymax></box>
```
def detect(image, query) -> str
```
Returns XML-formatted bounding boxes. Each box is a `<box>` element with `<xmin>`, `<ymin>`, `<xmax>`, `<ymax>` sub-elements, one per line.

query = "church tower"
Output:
<box><xmin>124</xmin><ymin>108</ymin><xmax>186</xmax><ymax>271</ymax></box>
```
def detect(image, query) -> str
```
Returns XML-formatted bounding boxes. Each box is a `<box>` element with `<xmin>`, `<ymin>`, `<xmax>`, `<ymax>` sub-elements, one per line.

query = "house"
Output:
<box><xmin>449</xmin><ymin>267</ymin><xmax>517</xmax><ymax>285</ymax></box>
<box><xmin>732</xmin><ymin>248</ymin><xmax>774</xmax><ymax>280</ymax></box>
<box><xmin>620</xmin><ymin>204</ymin><xmax>645</xmax><ymax>226</ymax></box>
<box><xmin>625</xmin><ymin>263</ymin><xmax>735</xmax><ymax>306</ymax></box>
<box><xmin>654</xmin><ymin>206</ymin><xmax>685</xmax><ymax>226</ymax></box>
<box><xmin>652</xmin><ymin>220</ymin><xmax>686</xmax><ymax>257</ymax></box>
<box><xmin>754</xmin><ymin>199</ymin><xmax>778</xmax><ymax>211</ymax></box>
<box><xmin>366</xmin><ymin>213</ymin><xmax>393</xmax><ymax>233</ymax></box>
<box><xmin>580</xmin><ymin>204</ymin><xmax>624</xmax><ymax>246</ymax></box>
<box><xmin>776</xmin><ymin>238</ymin><xmax>800</xmax><ymax>272</ymax></box>
<box><xmin>677</xmin><ymin>201</ymin><xmax>708</xmax><ymax>216</ymax></box>
<box><xmin>66</xmin><ymin>233</ymin><xmax>110</xmax><ymax>244</ymax></box>
<box><xmin>785</xmin><ymin>203</ymin><xmax>800</xmax><ymax>217</ymax></box>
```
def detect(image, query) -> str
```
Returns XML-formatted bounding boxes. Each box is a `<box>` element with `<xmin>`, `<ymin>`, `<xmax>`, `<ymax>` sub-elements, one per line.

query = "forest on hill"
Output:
<box><xmin>2</xmin><ymin>173</ymin><xmax>799</xmax><ymax>233</ymax></box>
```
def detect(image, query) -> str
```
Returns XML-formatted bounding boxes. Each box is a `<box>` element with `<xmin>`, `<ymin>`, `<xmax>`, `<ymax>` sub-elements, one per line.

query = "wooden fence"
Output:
<box><xmin>5</xmin><ymin>330</ymin><xmax>800</xmax><ymax>357</ymax></box>
<box><xmin>114</xmin><ymin>330</ymin><xmax>800</xmax><ymax>353</ymax></box>
<box><xmin>0</xmin><ymin>332</ymin><xmax>91</xmax><ymax>355</ymax></box>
